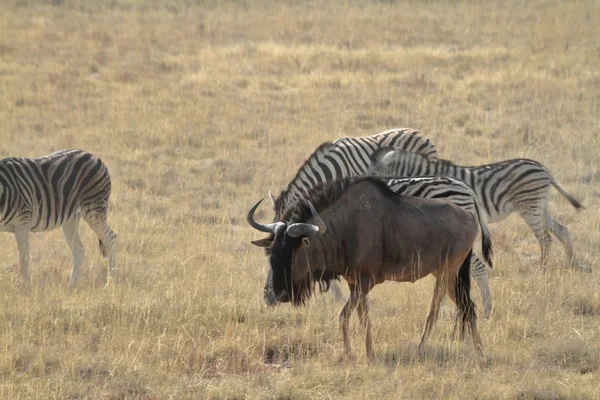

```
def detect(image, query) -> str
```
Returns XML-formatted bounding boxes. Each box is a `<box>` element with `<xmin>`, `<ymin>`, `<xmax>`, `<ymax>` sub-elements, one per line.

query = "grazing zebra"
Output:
<box><xmin>268</xmin><ymin>128</ymin><xmax>438</xmax><ymax>221</ymax></box>
<box><xmin>370</xmin><ymin>149</ymin><xmax>586</xmax><ymax>271</ymax></box>
<box><xmin>252</xmin><ymin>128</ymin><xmax>441</xmax><ymax>305</ymax></box>
<box><xmin>0</xmin><ymin>149</ymin><xmax>117</xmax><ymax>287</ymax></box>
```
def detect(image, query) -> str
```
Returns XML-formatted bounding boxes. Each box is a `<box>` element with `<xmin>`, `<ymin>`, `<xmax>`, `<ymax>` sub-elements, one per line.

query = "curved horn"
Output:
<box><xmin>247</xmin><ymin>198</ymin><xmax>285</xmax><ymax>233</ymax></box>
<box><xmin>287</xmin><ymin>223</ymin><xmax>320</xmax><ymax>238</ymax></box>
<box><xmin>286</xmin><ymin>201</ymin><xmax>327</xmax><ymax>238</ymax></box>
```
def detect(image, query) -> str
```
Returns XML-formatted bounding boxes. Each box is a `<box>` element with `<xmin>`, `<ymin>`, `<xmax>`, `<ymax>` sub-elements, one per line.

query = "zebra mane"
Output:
<box><xmin>379</xmin><ymin>148</ymin><xmax>457</xmax><ymax>166</ymax></box>
<box><xmin>273</xmin><ymin>141</ymin><xmax>339</xmax><ymax>220</ymax></box>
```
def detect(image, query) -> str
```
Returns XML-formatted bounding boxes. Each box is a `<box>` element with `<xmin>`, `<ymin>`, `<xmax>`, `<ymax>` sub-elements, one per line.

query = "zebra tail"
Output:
<box><xmin>472</xmin><ymin>195</ymin><xmax>494</xmax><ymax>269</ymax></box>
<box><xmin>550</xmin><ymin>177</ymin><xmax>584</xmax><ymax>210</ymax></box>
<box><xmin>99</xmin><ymin>239</ymin><xmax>108</xmax><ymax>258</ymax></box>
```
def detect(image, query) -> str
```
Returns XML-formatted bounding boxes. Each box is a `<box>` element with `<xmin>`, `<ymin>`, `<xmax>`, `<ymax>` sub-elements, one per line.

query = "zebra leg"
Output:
<box><xmin>471</xmin><ymin>252</ymin><xmax>492</xmax><ymax>319</ymax></box>
<box><xmin>14</xmin><ymin>229</ymin><xmax>30</xmax><ymax>282</ymax></box>
<box><xmin>520</xmin><ymin>209</ymin><xmax>552</xmax><ymax>268</ymax></box>
<box><xmin>62</xmin><ymin>218</ymin><xmax>85</xmax><ymax>287</ymax></box>
<box><xmin>329</xmin><ymin>280</ymin><xmax>346</xmax><ymax>302</ymax></box>
<box><xmin>84</xmin><ymin>217</ymin><xmax>117</xmax><ymax>284</ymax></box>
<box><xmin>546</xmin><ymin>213</ymin><xmax>588</xmax><ymax>272</ymax></box>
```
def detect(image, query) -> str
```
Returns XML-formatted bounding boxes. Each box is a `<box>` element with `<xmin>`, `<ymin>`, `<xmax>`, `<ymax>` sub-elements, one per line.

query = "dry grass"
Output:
<box><xmin>1</xmin><ymin>0</ymin><xmax>600</xmax><ymax>398</ymax></box>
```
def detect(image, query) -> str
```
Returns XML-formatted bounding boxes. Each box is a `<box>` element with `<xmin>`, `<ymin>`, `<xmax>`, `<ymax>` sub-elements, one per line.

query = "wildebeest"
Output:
<box><xmin>248</xmin><ymin>177</ymin><xmax>490</xmax><ymax>360</ymax></box>
<box><xmin>258</xmin><ymin>128</ymin><xmax>440</xmax><ymax>305</ymax></box>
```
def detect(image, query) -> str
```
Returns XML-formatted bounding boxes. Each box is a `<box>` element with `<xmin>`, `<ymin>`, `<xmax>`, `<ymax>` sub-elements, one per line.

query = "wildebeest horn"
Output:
<box><xmin>286</xmin><ymin>201</ymin><xmax>327</xmax><ymax>238</ymax></box>
<box><xmin>268</xmin><ymin>191</ymin><xmax>277</xmax><ymax>206</ymax></box>
<box><xmin>247</xmin><ymin>198</ymin><xmax>285</xmax><ymax>233</ymax></box>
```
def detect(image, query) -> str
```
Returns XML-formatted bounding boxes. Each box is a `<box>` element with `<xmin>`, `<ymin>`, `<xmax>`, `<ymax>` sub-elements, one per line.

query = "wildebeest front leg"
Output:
<box><xmin>418</xmin><ymin>277</ymin><xmax>446</xmax><ymax>354</ymax></box>
<box><xmin>14</xmin><ymin>229</ymin><xmax>30</xmax><ymax>283</ymax></box>
<box><xmin>338</xmin><ymin>283</ymin><xmax>360</xmax><ymax>357</ymax></box>
<box><xmin>356</xmin><ymin>293</ymin><xmax>373</xmax><ymax>361</ymax></box>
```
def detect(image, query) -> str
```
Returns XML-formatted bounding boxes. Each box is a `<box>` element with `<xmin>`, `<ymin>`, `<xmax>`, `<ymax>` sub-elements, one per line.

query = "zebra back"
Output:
<box><xmin>0</xmin><ymin>149</ymin><xmax>111</xmax><ymax>231</ymax></box>
<box><xmin>272</xmin><ymin>128</ymin><xmax>438</xmax><ymax>221</ymax></box>
<box><xmin>369</xmin><ymin>149</ymin><xmax>582</xmax><ymax>222</ymax></box>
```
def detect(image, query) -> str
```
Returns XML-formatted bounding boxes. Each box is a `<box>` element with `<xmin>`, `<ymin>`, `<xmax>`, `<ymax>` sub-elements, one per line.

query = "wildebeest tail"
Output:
<box><xmin>455</xmin><ymin>249</ymin><xmax>477</xmax><ymax>338</ymax></box>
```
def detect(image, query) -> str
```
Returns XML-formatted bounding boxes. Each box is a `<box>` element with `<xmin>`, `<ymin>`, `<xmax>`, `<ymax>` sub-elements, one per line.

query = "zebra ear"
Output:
<box><xmin>370</xmin><ymin>147</ymin><xmax>395</xmax><ymax>164</ymax></box>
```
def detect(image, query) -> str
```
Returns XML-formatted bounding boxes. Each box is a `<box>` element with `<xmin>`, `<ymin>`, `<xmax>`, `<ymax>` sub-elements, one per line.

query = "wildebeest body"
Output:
<box><xmin>248</xmin><ymin>176</ymin><xmax>488</xmax><ymax>360</ymax></box>
<box><xmin>291</xmin><ymin>182</ymin><xmax>478</xmax><ymax>287</ymax></box>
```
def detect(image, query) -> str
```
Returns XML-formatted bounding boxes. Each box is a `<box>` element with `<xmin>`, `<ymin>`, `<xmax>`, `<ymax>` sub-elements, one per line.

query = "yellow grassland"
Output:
<box><xmin>1</xmin><ymin>1</ymin><xmax>599</xmax><ymax>398</ymax></box>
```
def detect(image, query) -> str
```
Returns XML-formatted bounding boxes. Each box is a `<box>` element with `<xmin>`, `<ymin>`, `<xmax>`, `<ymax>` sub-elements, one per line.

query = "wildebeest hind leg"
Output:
<box><xmin>357</xmin><ymin>292</ymin><xmax>373</xmax><ymax>361</ymax></box>
<box><xmin>418</xmin><ymin>276</ymin><xmax>446</xmax><ymax>355</ymax></box>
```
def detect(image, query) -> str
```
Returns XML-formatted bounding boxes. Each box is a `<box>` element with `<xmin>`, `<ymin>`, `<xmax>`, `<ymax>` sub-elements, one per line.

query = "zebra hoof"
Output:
<box><xmin>573</xmin><ymin>261</ymin><xmax>592</xmax><ymax>273</ymax></box>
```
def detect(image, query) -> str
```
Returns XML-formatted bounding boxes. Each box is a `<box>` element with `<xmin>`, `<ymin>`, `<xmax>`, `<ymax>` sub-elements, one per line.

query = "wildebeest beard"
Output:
<box><xmin>269</xmin><ymin>230</ymin><xmax>339</xmax><ymax>306</ymax></box>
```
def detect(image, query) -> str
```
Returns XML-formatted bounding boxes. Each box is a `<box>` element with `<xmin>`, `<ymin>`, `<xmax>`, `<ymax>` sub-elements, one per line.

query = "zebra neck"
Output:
<box><xmin>274</xmin><ymin>185</ymin><xmax>304</xmax><ymax>221</ymax></box>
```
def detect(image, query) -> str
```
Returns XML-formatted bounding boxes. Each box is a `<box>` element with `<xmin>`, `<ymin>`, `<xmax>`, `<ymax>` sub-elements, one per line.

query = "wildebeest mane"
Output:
<box><xmin>282</xmin><ymin>175</ymin><xmax>402</xmax><ymax>224</ymax></box>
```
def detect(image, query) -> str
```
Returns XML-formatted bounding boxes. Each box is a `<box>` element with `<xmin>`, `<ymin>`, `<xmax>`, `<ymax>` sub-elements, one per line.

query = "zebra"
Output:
<box><xmin>0</xmin><ymin>149</ymin><xmax>117</xmax><ymax>287</ymax></box>
<box><xmin>369</xmin><ymin>148</ymin><xmax>586</xmax><ymax>272</ymax></box>
<box><xmin>252</xmin><ymin>128</ymin><xmax>451</xmax><ymax>305</ymax></box>
<box><xmin>269</xmin><ymin>128</ymin><xmax>439</xmax><ymax>222</ymax></box>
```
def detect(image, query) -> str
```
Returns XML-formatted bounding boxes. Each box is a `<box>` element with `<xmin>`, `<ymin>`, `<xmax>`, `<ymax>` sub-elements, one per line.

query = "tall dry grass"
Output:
<box><xmin>1</xmin><ymin>0</ymin><xmax>599</xmax><ymax>398</ymax></box>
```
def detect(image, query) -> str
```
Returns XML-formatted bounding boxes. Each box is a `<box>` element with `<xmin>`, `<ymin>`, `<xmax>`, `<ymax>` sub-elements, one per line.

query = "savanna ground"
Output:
<box><xmin>1</xmin><ymin>0</ymin><xmax>600</xmax><ymax>398</ymax></box>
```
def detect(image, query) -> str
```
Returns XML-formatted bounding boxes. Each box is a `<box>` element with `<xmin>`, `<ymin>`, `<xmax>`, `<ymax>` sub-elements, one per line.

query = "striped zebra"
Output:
<box><xmin>369</xmin><ymin>149</ymin><xmax>586</xmax><ymax>271</ymax></box>
<box><xmin>268</xmin><ymin>128</ymin><xmax>438</xmax><ymax>221</ymax></box>
<box><xmin>0</xmin><ymin>149</ymin><xmax>117</xmax><ymax>287</ymax></box>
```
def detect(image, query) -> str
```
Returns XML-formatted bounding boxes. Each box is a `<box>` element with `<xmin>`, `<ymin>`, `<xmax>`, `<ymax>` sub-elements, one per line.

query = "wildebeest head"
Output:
<box><xmin>247</xmin><ymin>198</ymin><xmax>334</xmax><ymax>305</ymax></box>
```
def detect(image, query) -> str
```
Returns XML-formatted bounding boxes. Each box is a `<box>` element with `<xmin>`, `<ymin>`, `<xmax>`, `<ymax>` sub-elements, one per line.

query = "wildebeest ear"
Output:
<box><xmin>251</xmin><ymin>238</ymin><xmax>273</xmax><ymax>247</ymax></box>
<box><xmin>302</xmin><ymin>237</ymin><xmax>311</xmax><ymax>247</ymax></box>
<box><xmin>370</xmin><ymin>147</ymin><xmax>395</xmax><ymax>164</ymax></box>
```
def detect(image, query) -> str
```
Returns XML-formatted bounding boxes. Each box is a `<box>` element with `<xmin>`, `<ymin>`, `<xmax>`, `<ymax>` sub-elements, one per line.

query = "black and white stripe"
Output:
<box><xmin>0</xmin><ymin>149</ymin><xmax>117</xmax><ymax>286</ymax></box>
<box><xmin>370</xmin><ymin>149</ymin><xmax>586</xmax><ymax>271</ymax></box>
<box><xmin>270</xmin><ymin>128</ymin><xmax>438</xmax><ymax>221</ymax></box>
